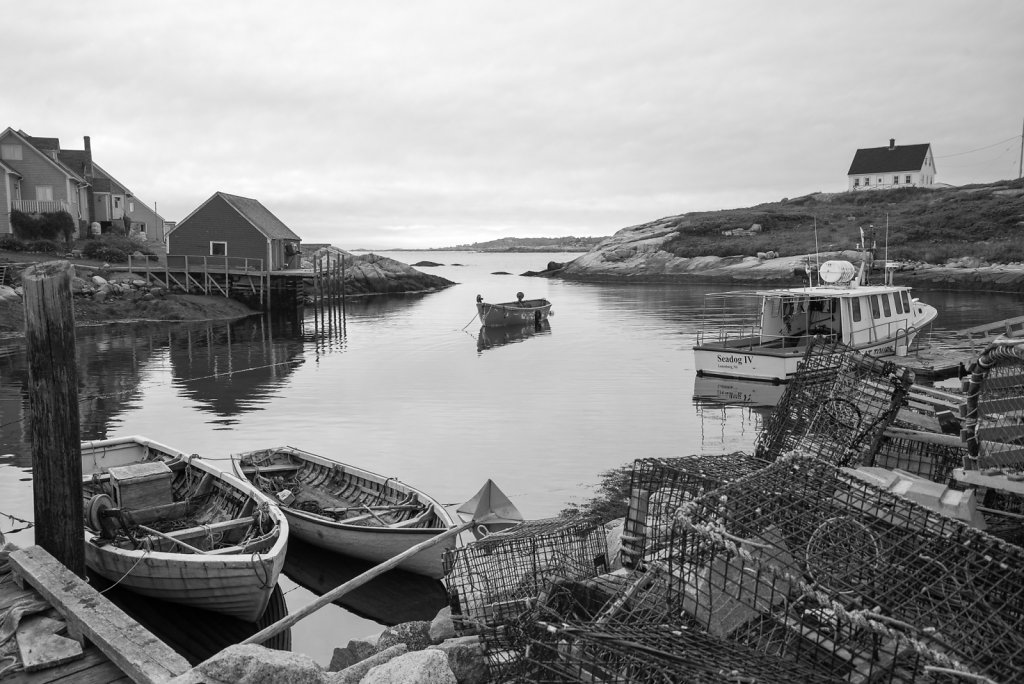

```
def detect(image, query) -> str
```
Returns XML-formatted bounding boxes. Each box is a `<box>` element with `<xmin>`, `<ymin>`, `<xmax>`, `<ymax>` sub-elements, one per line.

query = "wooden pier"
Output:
<box><xmin>1</xmin><ymin>545</ymin><xmax>189</xmax><ymax>683</ymax></box>
<box><xmin>878</xmin><ymin>315</ymin><xmax>1024</xmax><ymax>380</ymax></box>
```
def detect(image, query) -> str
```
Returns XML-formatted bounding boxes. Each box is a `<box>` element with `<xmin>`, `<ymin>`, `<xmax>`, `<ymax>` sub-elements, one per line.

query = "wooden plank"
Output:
<box><xmin>17</xmin><ymin>615</ymin><xmax>84</xmax><ymax>672</ymax></box>
<box><xmin>954</xmin><ymin>468</ymin><xmax>1024</xmax><ymax>495</ymax></box>
<box><xmin>977</xmin><ymin>396</ymin><xmax>1024</xmax><ymax>416</ymax></box>
<box><xmin>976</xmin><ymin>424</ymin><xmax>1024</xmax><ymax>444</ymax></box>
<box><xmin>238</xmin><ymin>463</ymin><xmax>299</xmax><ymax>474</ymax></box>
<box><xmin>957</xmin><ymin>315</ymin><xmax>1024</xmax><ymax>336</ymax></box>
<box><xmin>13</xmin><ymin>647</ymin><xmax>132</xmax><ymax>684</ymax></box>
<box><xmin>9</xmin><ymin>546</ymin><xmax>190</xmax><ymax>684</ymax></box>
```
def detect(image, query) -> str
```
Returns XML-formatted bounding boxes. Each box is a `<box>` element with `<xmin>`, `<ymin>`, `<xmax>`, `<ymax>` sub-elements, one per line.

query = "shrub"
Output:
<box><xmin>25</xmin><ymin>239</ymin><xmax>62</xmax><ymax>253</ymax></box>
<box><xmin>9</xmin><ymin>209</ymin><xmax>75</xmax><ymax>247</ymax></box>
<box><xmin>81</xmin><ymin>242</ymin><xmax>129</xmax><ymax>263</ymax></box>
<box><xmin>0</xmin><ymin>234</ymin><xmax>26</xmax><ymax>251</ymax></box>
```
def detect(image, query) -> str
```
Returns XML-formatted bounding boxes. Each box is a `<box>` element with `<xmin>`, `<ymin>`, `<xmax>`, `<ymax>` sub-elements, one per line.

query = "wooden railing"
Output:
<box><xmin>11</xmin><ymin>199</ymin><xmax>75</xmax><ymax>215</ymax></box>
<box><xmin>162</xmin><ymin>255</ymin><xmax>264</xmax><ymax>272</ymax></box>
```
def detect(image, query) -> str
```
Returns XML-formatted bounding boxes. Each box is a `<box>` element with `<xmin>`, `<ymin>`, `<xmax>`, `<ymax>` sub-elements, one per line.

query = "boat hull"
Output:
<box><xmin>233</xmin><ymin>447</ymin><xmax>457</xmax><ymax>579</ymax></box>
<box><xmin>81</xmin><ymin>435</ymin><xmax>289</xmax><ymax>622</ymax></box>
<box><xmin>477</xmin><ymin>299</ymin><xmax>551</xmax><ymax>327</ymax></box>
<box><xmin>694</xmin><ymin>327</ymin><xmax>930</xmax><ymax>383</ymax></box>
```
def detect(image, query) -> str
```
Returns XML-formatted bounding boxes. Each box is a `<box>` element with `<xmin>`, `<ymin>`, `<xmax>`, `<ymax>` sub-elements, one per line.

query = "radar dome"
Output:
<box><xmin>819</xmin><ymin>260</ymin><xmax>856</xmax><ymax>284</ymax></box>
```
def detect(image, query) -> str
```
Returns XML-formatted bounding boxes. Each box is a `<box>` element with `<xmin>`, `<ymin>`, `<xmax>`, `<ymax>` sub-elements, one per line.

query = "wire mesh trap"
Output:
<box><xmin>520</xmin><ymin>621</ymin><xmax>843</xmax><ymax>684</ymax></box>
<box><xmin>668</xmin><ymin>454</ymin><xmax>1024</xmax><ymax>684</ymax></box>
<box><xmin>960</xmin><ymin>339</ymin><xmax>1024</xmax><ymax>473</ymax></box>
<box><xmin>621</xmin><ymin>454</ymin><xmax>769</xmax><ymax>570</ymax></box>
<box><xmin>755</xmin><ymin>340</ymin><xmax>913</xmax><ymax>467</ymax></box>
<box><xmin>868</xmin><ymin>429</ymin><xmax>965</xmax><ymax>484</ymax></box>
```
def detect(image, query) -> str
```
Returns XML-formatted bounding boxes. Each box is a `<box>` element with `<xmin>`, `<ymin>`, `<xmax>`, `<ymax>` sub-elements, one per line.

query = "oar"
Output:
<box><xmin>242</xmin><ymin>519</ymin><xmax>474</xmax><ymax>646</ymax></box>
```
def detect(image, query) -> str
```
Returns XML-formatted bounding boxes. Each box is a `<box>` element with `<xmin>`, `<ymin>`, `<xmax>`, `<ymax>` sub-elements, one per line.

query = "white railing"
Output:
<box><xmin>11</xmin><ymin>199</ymin><xmax>75</xmax><ymax>215</ymax></box>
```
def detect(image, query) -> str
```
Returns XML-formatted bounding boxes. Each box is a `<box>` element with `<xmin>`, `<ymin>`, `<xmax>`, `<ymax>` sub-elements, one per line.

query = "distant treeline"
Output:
<box><xmin>436</xmin><ymin>236</ymin><xmax>606</xmax><ymax>252</ymax></box>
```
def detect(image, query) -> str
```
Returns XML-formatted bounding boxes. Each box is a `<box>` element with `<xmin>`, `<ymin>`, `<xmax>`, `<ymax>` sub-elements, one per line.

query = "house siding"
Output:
<box><xmin>0</xmin><ymin>132</ymin><xmax>75</xmax><ymax>205</ymax></box>
<box><xmin>0</xmin><ymin>169</ymin><xmax>11</xmax><ymax>235</ymax></box>
<box><xmin>169</xmin><ymin>195</ymin><xmax>271</xmax><ymax>267</ymax></box>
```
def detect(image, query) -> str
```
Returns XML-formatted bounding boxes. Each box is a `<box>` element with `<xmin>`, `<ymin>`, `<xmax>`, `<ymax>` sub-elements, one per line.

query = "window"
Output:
<box><xmin>210</xmin><ymin>241</ymin><xmax>227</xmax><ymax>256</ymax></box>
<box><xmin>864</xmin><ymin>177</ymin><xmax>870</xmax><ymax>186</ymax></box>
<box><xmin>901</xmin><ymin>291</ymin><xmax>912</xmax><ymax>312</ymax></box>
<box><xmin>852</xmin><ymin>298</ymin><xmax>862</xmax><ymax>322</ymax></box>
<box><xmin>0</xmin><ymin>144</ymin><xmax>22</xmax><ymax>160</ymax></box>
<box><xmin>893</xmin><ymin>291</ymin><xmax>904</xmax><ymax>314</ymax></box>
<box><xmin>35</xmin><ymin>186</ymin><xmax>54</xmax><ymax>202</ymax></box>
<box><xmin>870</xmin><ymin>295</ymin><xmax>881</xmax><ymax>319</ymax></box>
<box><xmin>893</xmin><ymin>176</ymin><xmax>899</xmax><ymax>185</ymax></box>
<box><xmin>137</xmin><ymin>223</ymin><xmax>147</xmax><ymax>236</ymax></box>
<box><xmin>129</xmin><ymin>201</ymin><xmax>135</xmax><ymax>212</ymax></box>
<box><xmin>877</xmin><ymin>177</ymin><xmax>883</xmax><ymax>185</ymax></box>
<box><xmin>854</xmin><ymin>178</ymin><xmax>860</xmax><ymax>187</ymax></box>
<box><xmin>906</xmin><ymin>175</ymin><xmax>912</xmax><ymax>184</ymax></box>
<box><xmin>881</xmin><ymin>294</ymin><xmax>892</xmax><ymax>317</ymax></box>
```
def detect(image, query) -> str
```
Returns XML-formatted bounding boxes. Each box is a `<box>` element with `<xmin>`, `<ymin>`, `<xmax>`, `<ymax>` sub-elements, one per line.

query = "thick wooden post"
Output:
<box><xmin>21</xmin><ymin>260</ymin><xmax>85</xmax><ymax>578</ymax></box>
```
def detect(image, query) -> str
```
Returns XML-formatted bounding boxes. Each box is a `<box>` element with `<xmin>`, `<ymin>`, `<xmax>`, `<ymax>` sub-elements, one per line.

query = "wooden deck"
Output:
<box><xmin>1</xmin><ymin>546</ymin><xmax>189</xmax><ymax>684</ymax></box>
<box><xmin>877</xmin><ymin>315</ymin><xmax>1024</xmax><ymax>380</ymax></box>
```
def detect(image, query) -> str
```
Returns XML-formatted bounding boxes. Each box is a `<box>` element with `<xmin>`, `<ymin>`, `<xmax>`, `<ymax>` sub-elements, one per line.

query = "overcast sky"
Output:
<box><xmin>7</xmin><ymin>1</ymin><xmax>1023</xmax><ymax>249</ymax></box>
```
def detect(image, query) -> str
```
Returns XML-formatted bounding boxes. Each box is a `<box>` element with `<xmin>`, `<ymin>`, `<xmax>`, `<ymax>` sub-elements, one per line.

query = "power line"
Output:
<box><xmin>936</xmin><ymin>135</ymin><xmax>1022</xmax><ymax>159</ymax></box>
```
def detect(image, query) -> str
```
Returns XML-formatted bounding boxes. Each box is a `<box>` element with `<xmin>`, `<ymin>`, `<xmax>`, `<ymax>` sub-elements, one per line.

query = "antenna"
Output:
<box><xmin>813</xmin><ymin>217</ymin><xmax>820</xmax><ymax>286</ymax></box>
<box><xmin>885</xmin><ymin>213</ymin><xmax>889</xmax><ymax>264</ymax></box>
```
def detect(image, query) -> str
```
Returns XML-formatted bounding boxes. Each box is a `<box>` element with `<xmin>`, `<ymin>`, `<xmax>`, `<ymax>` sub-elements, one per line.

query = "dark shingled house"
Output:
<box><xmin>167</xmin><ymin>192</ymin><xmax>302</xmax><ymax>270</ymax></box>
<box><xmin>847</xmin><ymin>138</ymin><xmax>936</xmax><ymax>191</ymax></box>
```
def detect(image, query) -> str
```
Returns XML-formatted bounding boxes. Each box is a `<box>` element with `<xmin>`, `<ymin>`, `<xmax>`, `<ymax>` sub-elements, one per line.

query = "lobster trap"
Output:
<box><xmin>868</xmin><ymin>429</ymin><xmax>965</xmax><ymax>484</ymax></box>
<box><xmin>621</xmin><ymin>454</ymin><xmax>769</xmax><ymax>569</ymax></box>
<box><xmin>960</xmin><ymin>339</ymin><xmax>1024</xmax><ymax>473</ymax></box>
<box><xmin>668</xmin><ymin>454</ymin><xmax>1024</xmax><ymax>684</ymax></box>
<box><xmin>755</xmin><ymin>340</ymin><xmax>912</xmax><ymax>467</ymax></box>
<box><xmin>521</xmin><ymin>621</ymin><xmax>842</xmax><ymax>684</ymax></box>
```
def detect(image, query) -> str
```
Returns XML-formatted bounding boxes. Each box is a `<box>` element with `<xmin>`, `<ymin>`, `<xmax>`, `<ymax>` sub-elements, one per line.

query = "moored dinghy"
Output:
<box><xmin>476</xmin><ymin>292</ymin><xmax>552</xmax><ymax>327</ymax></box>
<box><xmin>232</xmin><ymin>446</ymin><xmax>458</xmax><ymax>578</ymax></box>
<box><xmin>81</xmin><ymin>435</ymin><xmax>288</xmax><ymax>622</ymax></box>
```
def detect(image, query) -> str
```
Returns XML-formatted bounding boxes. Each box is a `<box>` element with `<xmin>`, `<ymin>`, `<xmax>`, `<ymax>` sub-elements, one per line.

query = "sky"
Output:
<box><xmin>6</xmin><ymin>1</ymin><xmax>1024</xmax><ymax>249</ymax></box>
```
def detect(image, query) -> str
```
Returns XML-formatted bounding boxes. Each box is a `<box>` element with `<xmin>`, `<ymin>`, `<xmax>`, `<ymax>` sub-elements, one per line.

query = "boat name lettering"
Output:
<box><xmin>716</xmin><ymin>354</ymin><xmax>753</xmax><ymax>365</ymax></box>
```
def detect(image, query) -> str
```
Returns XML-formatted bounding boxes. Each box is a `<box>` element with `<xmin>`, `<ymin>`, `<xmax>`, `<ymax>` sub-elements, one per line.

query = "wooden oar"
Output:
<box><xmin>241</xmin><ymin>520</ymin><xmax>474</xmax><ymax>646</ymax></box>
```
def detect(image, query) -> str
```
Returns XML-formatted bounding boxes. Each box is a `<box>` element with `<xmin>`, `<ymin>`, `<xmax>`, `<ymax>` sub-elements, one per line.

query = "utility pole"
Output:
<box><xmin>1019</xmin><ymin>117</ymin><xmax>1023</xmax><ymax>179</ymax></box>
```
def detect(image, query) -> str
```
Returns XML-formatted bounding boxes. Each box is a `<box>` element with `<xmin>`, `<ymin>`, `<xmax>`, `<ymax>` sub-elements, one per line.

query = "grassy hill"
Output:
<box><xmin>630</xmin><ymin>178</ymin><xmax>1024</xmax><ymax>265</ymax></box>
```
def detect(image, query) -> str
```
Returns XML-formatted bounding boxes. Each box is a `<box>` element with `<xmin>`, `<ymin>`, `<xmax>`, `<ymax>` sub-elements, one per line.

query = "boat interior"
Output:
<box><xmin>83</xmin><ymin>459</ymin><xmax>277</xmax><ymax>554</ymax></box>
<box><xmin>237</xmin><ymin>448</ymin><xmax>446</xmax><ymax>530</ymax></box>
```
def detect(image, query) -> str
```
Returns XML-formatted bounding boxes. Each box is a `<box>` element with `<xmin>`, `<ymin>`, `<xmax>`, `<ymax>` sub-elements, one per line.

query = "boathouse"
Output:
<box><xmin>847</xmin><ymin>138</ymin><xmax>936</xmax><ymax>191</ymax></box>
<box><xmin>167</xmin><ymin>191</ymin><xmax>302</xmax><ymax>271</ymax></box>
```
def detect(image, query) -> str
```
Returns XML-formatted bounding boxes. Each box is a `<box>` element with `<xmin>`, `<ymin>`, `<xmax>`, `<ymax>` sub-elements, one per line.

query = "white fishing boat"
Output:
<box><xmin>81</xmin><ymin>435</ymin><xmax>289</xmax><ymax>622</ymax></box>
<box><xmin>693</xmin><ymin>259</ymin><xmax>937</xmax><ymax>383</ymax></box>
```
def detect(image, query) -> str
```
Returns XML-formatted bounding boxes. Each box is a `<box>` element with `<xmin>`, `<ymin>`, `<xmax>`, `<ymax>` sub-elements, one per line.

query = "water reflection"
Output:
<box><xmin>283</xmin><ymin>537</ymin><xmax>447</xmax><ymax>625</ymax></box>
<box><xmin>476</xmin><ymin>320</ymin><xmax>552</xmax><ymax>353</ymax></box>
<box><xmin>692</xmin><ymin>375</ymin><xmax>786</xmax><ymax>408</ymax></box>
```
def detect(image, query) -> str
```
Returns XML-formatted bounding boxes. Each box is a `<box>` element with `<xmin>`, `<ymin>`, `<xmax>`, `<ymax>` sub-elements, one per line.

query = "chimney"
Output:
<box><xmin>83</xmin><ymin>136</ymin><xmax>93</xmax><ymax>176</ymax></box>
<box><xmin>889</xmin><ymin>138</ymin><xmax>895</xmax><ymax>150</ymax></box>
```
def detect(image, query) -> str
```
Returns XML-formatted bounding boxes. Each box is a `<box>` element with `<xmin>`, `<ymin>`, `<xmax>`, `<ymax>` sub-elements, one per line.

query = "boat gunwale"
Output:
<box><xmin>232</xmin><ymin>446</ymin><xmax>456</xmax><ymax>533</ymax></box>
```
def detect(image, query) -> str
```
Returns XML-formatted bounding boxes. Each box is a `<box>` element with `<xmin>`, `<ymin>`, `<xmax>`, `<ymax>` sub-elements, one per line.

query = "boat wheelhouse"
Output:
<box><xmin>693</xmin><ymin>260</ymin><xmax>937</xmax><ymax>383</ymax></box>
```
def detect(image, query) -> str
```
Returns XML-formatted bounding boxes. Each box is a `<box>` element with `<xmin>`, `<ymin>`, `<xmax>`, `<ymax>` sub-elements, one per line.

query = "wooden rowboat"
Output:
<box><xmin>476</xmin><ymin>292</ymin><xmax>552</xmax><ymax>327</ymax></box>
<box><xmin>81</xmin><ymin>435</ymin><xmax>289</xmax><ymax>622</ymax></box>
<box><xmin>231</xmin><ymin>446</ymin><xmax>457</xmax><ymax>578</ymax></box>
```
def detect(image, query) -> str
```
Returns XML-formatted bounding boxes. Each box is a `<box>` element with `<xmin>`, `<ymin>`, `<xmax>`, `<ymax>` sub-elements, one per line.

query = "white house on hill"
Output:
<box><xmin>847</xmin><ymin>139</ymin><xmax>936</xmax><ymax>191</ymax></box>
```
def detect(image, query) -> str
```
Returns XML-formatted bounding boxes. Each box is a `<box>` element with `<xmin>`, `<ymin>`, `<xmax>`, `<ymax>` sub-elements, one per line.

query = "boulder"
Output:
<box><xmin>412</xmin><ymin>261</ymin><xmax>443</xmax><ymax>267</ymax></box>
<box><xmin>70</xmin><ymin>277</ymin><xmax>92</xmax><ymax>294</ymax></box>
<box><xmin>169</xmin><ymin>644</ymin><xmax>326</xmax><ymax>684</ymax></box>
<box><xmin>0</xmin><ymin>285</ymin><xmax>19</xmax><ymax>303</ymax></box>
<box><xmin>376</xmin><ymin>620</ymin><xmax>432</xmax><ymax>652</ymax></box>
<box><xmin>428</xmin><ymin>607</ymin><xmax>455</xmax><ymax>644</ymax></box>
<box><xmin>329</xmin><ymin>644</ymin><xmax>407</xmax><ymax>684</ymax></box>
<box><xmin>427</xmin><ymin>637</ymin><xmax>487</xmax><ymax>684</ymax></box>
<box><xmin>328</xmin><ymin>639</ymin><xmax>376</xmax><ymax>671</ymax></box>
<box><xmin>91</xmin><ymin>275</ymin><xmax>108</xmax><ymax>286</ymax></box>
<box><xmin>93</xmin><ymin>290</ymin><xmax>107</xmax><ymax>303</ymax></box>
<box><xmin>360</xmin><ymin>650</ymin><xmax>456</xmax><ymax>684</ymax></box>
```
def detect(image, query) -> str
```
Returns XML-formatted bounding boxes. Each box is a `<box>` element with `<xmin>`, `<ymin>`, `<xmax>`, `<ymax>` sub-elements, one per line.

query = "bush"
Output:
<box><xmin>25</xmin><ymin>239</ymin><xmax>62</xmax><ymax>253</ymax></box>
<box><xmin>0</xmin><ymin>234</ymin><xmax>26</xmax><ymax>251</ymax></box>
<box><xmin>81</xmin><ymin>242</ymin><xmax>129</xmax><ymax>263</ymax></box>
<box><xmin>9</xmin><ymin>210</ymin><xmax>75</xmax><ymax>245</ymax></box>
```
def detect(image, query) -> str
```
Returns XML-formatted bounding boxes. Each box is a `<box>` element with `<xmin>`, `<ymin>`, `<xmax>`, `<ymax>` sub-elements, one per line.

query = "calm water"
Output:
<box><xmin>1</xmin><ymin>250</ymin><xmax>1021</xmax><ymax>663</ymax></box>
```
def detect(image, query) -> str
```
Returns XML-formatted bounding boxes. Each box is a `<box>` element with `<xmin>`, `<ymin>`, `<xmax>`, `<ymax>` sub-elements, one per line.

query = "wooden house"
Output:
<box><xmin>847</xmin><ymin>138</ymin><xmax>936</xmax><ymax>191</ymax></box>
<box><xmin>167</xmin><ymin>192</ymin><xmax>302</xmax><ymax>271</ymax></box>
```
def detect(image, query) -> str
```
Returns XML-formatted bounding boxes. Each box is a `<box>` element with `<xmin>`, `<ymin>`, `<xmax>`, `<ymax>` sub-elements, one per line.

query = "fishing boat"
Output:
<box><xmin>476</xmin><ymin>292</ymin><xmax>552</xmax><ymax>327</ymax></box>
<box><xmin>231</xmin><ymin>446</ymin><xmax>460</xmax><ymax>578</ymax></box>
<box><xmin>81</xmin><ymin>435</ymin><xmax>288</xmax><ymax>622</ymax></box>
<box><xmin>693</xmin><ymin>259</ymin><xmax>938</xmax><ymax>383</ymax></box>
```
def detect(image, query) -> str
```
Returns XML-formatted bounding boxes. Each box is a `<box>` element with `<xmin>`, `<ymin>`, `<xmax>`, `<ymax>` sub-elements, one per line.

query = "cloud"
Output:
<box><xmin>7</xmin><ymin>0</ymin><xmax>1023</xmax><ymax>248</ymax></box>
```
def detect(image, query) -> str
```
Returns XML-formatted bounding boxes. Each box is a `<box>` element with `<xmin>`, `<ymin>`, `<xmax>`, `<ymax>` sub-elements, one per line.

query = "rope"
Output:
<box><xmin>460</xmin><ymin>311</ymin><xmax>479</xmax><ymax>331</ymax></box>
<box><xmin>98</xmin><ymin>547</ymin><xmax>151</xmax><ymax>594</ymax></box>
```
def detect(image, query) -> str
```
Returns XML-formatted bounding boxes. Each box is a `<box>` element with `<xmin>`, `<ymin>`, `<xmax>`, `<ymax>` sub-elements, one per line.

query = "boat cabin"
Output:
<box><xmin>760</xmin><ymin>287</ymin><xmax>917</xmax><ymax>350</ymax></box>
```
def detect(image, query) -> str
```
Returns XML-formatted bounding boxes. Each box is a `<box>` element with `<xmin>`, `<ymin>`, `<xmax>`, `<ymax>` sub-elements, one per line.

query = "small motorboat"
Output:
<box><xmin>232</xmin><ymin>446</ymin><xmax>458</xmax><ymax>578</ymax></box>
<box><xmin>476</xmin><ymin>292</ymin><xmax>552</xmax><ymax>327</ymax></box>
<box><xmin>81</xmin><ymin>435</ymin><xmax>289</xmax><ymax>622</ymax></box>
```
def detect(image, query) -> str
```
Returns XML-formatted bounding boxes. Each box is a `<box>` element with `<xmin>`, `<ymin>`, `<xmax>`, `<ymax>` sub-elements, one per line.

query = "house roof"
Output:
<box><xmin>176</xmin><ymin>192</ymin><xmax>301</xmax><ymax>241</ymax></box>
<box><xmin>848</xmin><ymin>143</ymin><xmax>932</xmax><ymax>175</ymax></box>
<box><xmin>1</xmin><ymin>128</ymin><xmax>87</xmax><ymax>183</ymax></box>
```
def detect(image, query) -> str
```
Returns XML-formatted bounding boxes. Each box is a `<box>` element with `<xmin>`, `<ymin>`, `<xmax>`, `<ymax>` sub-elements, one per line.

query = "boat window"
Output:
<box><xmin>892</xmin><ymin>291</ymin><xmax>904</xmax><ymax>314</ymax></box>
<box><xmin>881</xmin><ymin>294</ymin><xmax>892</xmax><ymax>317</ymax></box>
<box><xmin>870</xmin><ymin>295</ymin><xmax>881</xmax><ymax>320</ymax></box>
<box><xmin>852</xmin><ymin>297</ymin><xmax>862</xmax><ymax>322</ymax></box>
<box><xmin>902</xmin><ymin>291</ymin><xmax>912</xmax><ymax>311</ymax></box>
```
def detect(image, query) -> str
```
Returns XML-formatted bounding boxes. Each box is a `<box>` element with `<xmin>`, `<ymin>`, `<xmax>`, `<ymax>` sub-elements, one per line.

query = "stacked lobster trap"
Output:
<box><xmin>755</xmin><ymin>340</ymin><xmax>913</xmax><ymax>466</ymax></box>
<box><xmin>667</xmin><ymin>453</ymin><xmax>1024</xmax><ymax>684</ymax></box>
